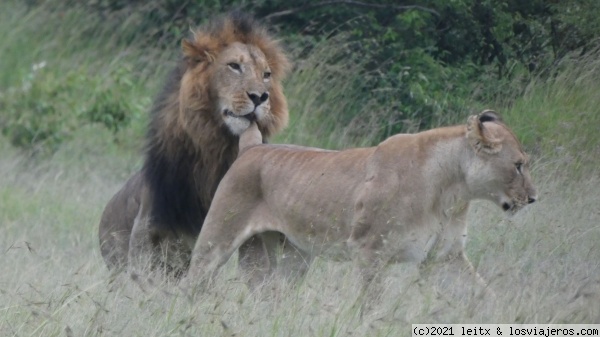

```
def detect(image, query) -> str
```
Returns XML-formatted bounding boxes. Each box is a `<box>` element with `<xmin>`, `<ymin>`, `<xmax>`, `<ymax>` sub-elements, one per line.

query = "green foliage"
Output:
<box><xmin>78</xmin><ymin>0</ymin><xmax>600</xmax><ymax>90</ymax></box>
<box><xmin>1</xmin><ymin>63</ymin><xmax>80</xmax><ymax>153</ymax></box>
<box><xmin>0</xmin><ymin>1</ymin><xmax>160</xmax><ymax>155</ymax></box>
<box><xmin>2</xmin><ymin>0</ymin><xmax>600</xmax><ymax>156</ymax></box>
<box><xmin>0</xmin><ymin>64</ymin><xmax>139</xmax><ymax>154</ymax></box>
<box><xmin>86</xmin><ymin>66</ymin><xmax>138</xmax><ymax>133</ymax></box>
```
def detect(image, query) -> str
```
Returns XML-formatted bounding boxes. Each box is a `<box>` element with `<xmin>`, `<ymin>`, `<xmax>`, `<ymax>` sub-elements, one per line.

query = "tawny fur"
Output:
<box><xmin>185</xmin><ymin>111</ymin><xmax>537</xmax><ymax>293</ymax></box>
<box><xmin>98</xmin><ymin>12</ymin><xmax>290</xmax><ymax>274</ymax></box>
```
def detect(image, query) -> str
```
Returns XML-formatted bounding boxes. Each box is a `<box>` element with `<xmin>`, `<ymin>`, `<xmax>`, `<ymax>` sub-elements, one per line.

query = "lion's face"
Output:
<box><xmin>179</xmin><ymin>19</ymin><xmax>290</xmax><ymax>141</ymax></box>
<box><xmin>210</xmin><ymin>42</ymin><xmax>273</xmax><ymax>135</ymax></box>
<box><xmin>466</xmin><ymin>111</ymin><xmax>537</xmax><ymax>214</ymax></box>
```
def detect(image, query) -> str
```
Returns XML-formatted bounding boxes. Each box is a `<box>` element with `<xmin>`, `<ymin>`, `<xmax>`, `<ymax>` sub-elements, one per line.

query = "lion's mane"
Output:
<box><xmin>143</xmin><ymin>13</ymin><xmax>290</xmax><ymax>236</ymax></box>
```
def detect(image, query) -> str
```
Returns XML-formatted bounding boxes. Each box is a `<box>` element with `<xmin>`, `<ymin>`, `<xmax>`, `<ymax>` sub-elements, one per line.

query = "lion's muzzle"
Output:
<box><xmin>224</xmin><ymin>109</ymin><xmax>257</xmax><ymax>122</ymax></box>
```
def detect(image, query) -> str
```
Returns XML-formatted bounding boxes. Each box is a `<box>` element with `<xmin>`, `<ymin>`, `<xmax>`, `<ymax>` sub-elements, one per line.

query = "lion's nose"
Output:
<box><xmin>247</xmin><ymin>92</ymin><xmax>269</xmax><ymax>106</ymax></box>
<box><xmin>528</xmin><ymin>195</ymin><xmax>537</xmax><ymax>204</ymax></box>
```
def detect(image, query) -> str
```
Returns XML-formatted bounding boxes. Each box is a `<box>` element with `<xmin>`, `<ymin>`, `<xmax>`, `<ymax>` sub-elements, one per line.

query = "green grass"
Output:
<box><xmin>1</xmin><ymin>1</ymin><xmax>600</xmax><ymax>336</ymax></box>
<box><xmin>501</xmin><ymin>50</ymin><xmax>600</xmax><ymax>166</ymax></box>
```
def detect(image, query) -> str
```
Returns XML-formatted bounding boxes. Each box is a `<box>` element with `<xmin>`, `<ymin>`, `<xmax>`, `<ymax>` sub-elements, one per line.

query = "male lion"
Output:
<box><xmin>98</xmin><ymin>13</ymin><xmax>290</xmax><ymax>276</ymax></box>
<box><xmin>185</xmin><ymin>111</ymin><xmax>537</xmax><ymax>292</ymax></box>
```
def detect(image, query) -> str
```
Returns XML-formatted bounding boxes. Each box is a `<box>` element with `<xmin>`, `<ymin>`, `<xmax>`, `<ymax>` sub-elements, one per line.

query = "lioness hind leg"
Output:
<box><xmin>238</xmin><ymin>232</ymin><xmax>312</xmax><ymax>289</ymax></box>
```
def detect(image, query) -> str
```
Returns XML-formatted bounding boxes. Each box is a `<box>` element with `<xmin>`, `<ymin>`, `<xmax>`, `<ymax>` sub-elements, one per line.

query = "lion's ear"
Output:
<box><xmin>466</xmin><ymin>111</ymin><xmax>502</xmax><ymax>154</ymax></box>
<box><xmin>182</xmin><ymin>38</ymin><xmax>215</xmax><ymax>65</ymax></box>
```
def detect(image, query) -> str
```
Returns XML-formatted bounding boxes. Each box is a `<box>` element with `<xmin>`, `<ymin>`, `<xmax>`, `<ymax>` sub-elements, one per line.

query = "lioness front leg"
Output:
<box><xmin>416</xmin><ymin>209</ymin><xmax>494</xmax><ymax>301</ymax></box>
<box><xmin>348</xmin><ymin>222</ymin><xmax>388</xmax><ymax>294</ymax></box>
<box><xmin>185</xmin><ymin>208</ymin><xmax>260</xmax><ymax>289</ymax></box>
<box><xmin>419</xmin><ymin>251</ymin><xmax>493</xmax><ymax>301</ymax></box>
<box><xmin>348</xmin><ymin>242</ymin><xmax>390</xmax><ymax>318</ymax></box>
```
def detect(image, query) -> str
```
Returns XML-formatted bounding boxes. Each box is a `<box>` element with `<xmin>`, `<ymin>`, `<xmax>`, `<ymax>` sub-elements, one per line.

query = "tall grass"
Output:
<box><xmin>275</xmin><ymin>36</ymin><xmax>400</xmax><ymax>149</ymax></box>
<box><xmin>1</xmin><ymin>141</ymin><xmax>599</xmax><ymax>336</ymax></box>
<box><xmin>501</xmin><ymin>50</ymin><xmax>600</xmax><ymax>170</ymax></box>
<box><xmin>1</xmin><ymin>1</ymin><xmax>600</xmax><ymax>336</ymax></box>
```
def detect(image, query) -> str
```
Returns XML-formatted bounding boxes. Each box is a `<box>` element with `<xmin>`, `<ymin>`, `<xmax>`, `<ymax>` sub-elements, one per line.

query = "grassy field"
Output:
<box><xmin>1</xmin><ymin>2</ymin><xmax>600</xmax><ymax>336</ymax></box>
<box><xmin>1</xmin><ymin>130</ymin><xmax>599</xmax><ymax>336</ymax></box>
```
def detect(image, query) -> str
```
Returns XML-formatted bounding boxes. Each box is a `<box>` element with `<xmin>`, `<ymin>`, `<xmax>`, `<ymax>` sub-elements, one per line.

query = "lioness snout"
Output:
<box><xmin>247</xmin><ymin>92</ymin><xmax>269</xmax><ymax>106</ymax></box>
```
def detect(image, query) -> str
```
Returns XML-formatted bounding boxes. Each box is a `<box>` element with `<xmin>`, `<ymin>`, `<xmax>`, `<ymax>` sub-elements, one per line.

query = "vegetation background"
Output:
<box><xmin>1</xmin><ymin>0</ymin><xmax>599</xmax><ymax>335</ymax></box>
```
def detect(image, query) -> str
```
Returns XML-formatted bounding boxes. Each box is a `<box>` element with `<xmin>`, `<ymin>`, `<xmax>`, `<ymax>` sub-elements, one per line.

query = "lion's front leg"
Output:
<box><xmin>128</xmin><ymin>209</ymin><xmax>161</xmax><ymax>277</ymax></box>
<box><xmin>98</xmin><ymin>171</ymin><xmax>144</xmax><ymax>271</ymax></box>
<box><xmin>127</xmin><ymin>186</ymin><xmax>168</xmax><ymax>278</ymax></box>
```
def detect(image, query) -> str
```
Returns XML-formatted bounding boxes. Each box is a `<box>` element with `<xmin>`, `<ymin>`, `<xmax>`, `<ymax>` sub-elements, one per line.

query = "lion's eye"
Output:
<box><xmin>228</xmin><ymin>63</ymin><xmax>241</xmax><ymax>72</ymax></box>
<box><xmin>515</xmin><ymin>162</ymin><xmax>523</xmax><ymax>174</ymax></box>
<box><xmin>263</xmin><ymin>71</ymin><xmax>271</xmax><ymax>80</ymax></box>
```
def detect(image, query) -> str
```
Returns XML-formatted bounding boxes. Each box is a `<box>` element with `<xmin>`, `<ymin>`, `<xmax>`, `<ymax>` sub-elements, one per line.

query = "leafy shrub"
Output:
<box><xmin>0</xmin><ymin>62</ymin><xmax>140</xmax><ymax>154</ymax></box>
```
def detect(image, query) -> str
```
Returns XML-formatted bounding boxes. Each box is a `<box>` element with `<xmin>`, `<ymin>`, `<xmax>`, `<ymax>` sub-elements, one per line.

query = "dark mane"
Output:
<box><xmin>143</xmin><ymin>140</ymin><xmax>206</xmax><ymax>235</ymax></box>
<box><xmin>143</xmin><ymin>63</ymin><xmax>198</xmax><ymax>235</ymax></box>
<box><xmin>138</xmin><ymin>11</ymin><xmax>288</xmax><ymax>236</ymax></box>
<box><xmin>142</xmin><ymin>62</ymin><xmax>236</xmax><ymax>236</ymax></box>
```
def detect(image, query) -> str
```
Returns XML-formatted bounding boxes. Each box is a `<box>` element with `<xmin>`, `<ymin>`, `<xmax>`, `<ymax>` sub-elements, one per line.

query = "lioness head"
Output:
<box><xmin>466</xmin><ymin>110</ymin><xmax>537</xmax><ymax>214</ymax></box>
<box><xmin>179</xmin><ymin>13</ymin><xmax>290</xmax><ymax>137</ymax></box>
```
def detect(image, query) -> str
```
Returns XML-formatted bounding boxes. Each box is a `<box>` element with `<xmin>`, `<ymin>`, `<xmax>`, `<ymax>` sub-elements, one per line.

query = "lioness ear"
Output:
<box><xmin>478</xmin><ymin>109</ymin><xmax>502</xmax><ymax>123</ymax></box>
<box><xmin>181</xmin><ymin>38</ymin><xmax>215</xmax><ymax>65</ymax></box>
<box><xmin>466</xmin><ymin>111</ymin><xmax>502</xmax><ymax>154</ymax></box>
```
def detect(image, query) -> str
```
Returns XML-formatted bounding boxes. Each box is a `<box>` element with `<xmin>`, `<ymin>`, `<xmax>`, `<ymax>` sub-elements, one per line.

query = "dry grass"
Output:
<box><xmin>1</xmin><ymin>126</ymin><xmax>599</xmax><ymax>337</ymax></box>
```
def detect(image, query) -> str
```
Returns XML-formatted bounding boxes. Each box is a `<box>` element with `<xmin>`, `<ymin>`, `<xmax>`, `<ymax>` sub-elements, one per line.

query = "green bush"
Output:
<box><xmin>0</xmin><ymin>63</ymin><xmax>139</xmax><ymax>154</ymax></box>
<box><xmin>2</xmin><ymin>0</ymin><xmax>599</xmax><ymax>158</ymax></box>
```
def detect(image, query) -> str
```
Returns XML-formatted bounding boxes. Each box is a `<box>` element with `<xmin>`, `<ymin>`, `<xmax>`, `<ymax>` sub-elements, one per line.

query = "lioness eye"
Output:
<box><xmin>263</xmin><ymin>71</ymin><xmax>271</xmax><ymax>79</ymax></box>
<box><xmin>515</xmin><ymin>162</ymin><xmax>523</xmax><ymax>173</ymax></box>
<box><xmin>228</xmin><ymin>63</ymin><xmax>241</xmax><ymax>72</ymax></box>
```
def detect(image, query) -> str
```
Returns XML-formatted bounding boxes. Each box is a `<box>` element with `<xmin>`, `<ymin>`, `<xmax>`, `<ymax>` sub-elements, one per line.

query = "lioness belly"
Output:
<box><xmin>268</xmin><ymin>184</ymin><xmax>357</xmax><ymax>258</ymax></box>
<box><xmin>257</xmin><ymin>147</ymin><xmax>372</xmax><ymax>258</ymax></box>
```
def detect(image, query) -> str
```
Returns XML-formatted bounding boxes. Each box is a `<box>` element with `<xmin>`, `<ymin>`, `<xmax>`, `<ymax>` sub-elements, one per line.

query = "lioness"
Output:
<box><xmin>185</xmin><ymin>111</ymin><xmax>537</xmax><ymax>290</ymax></box>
